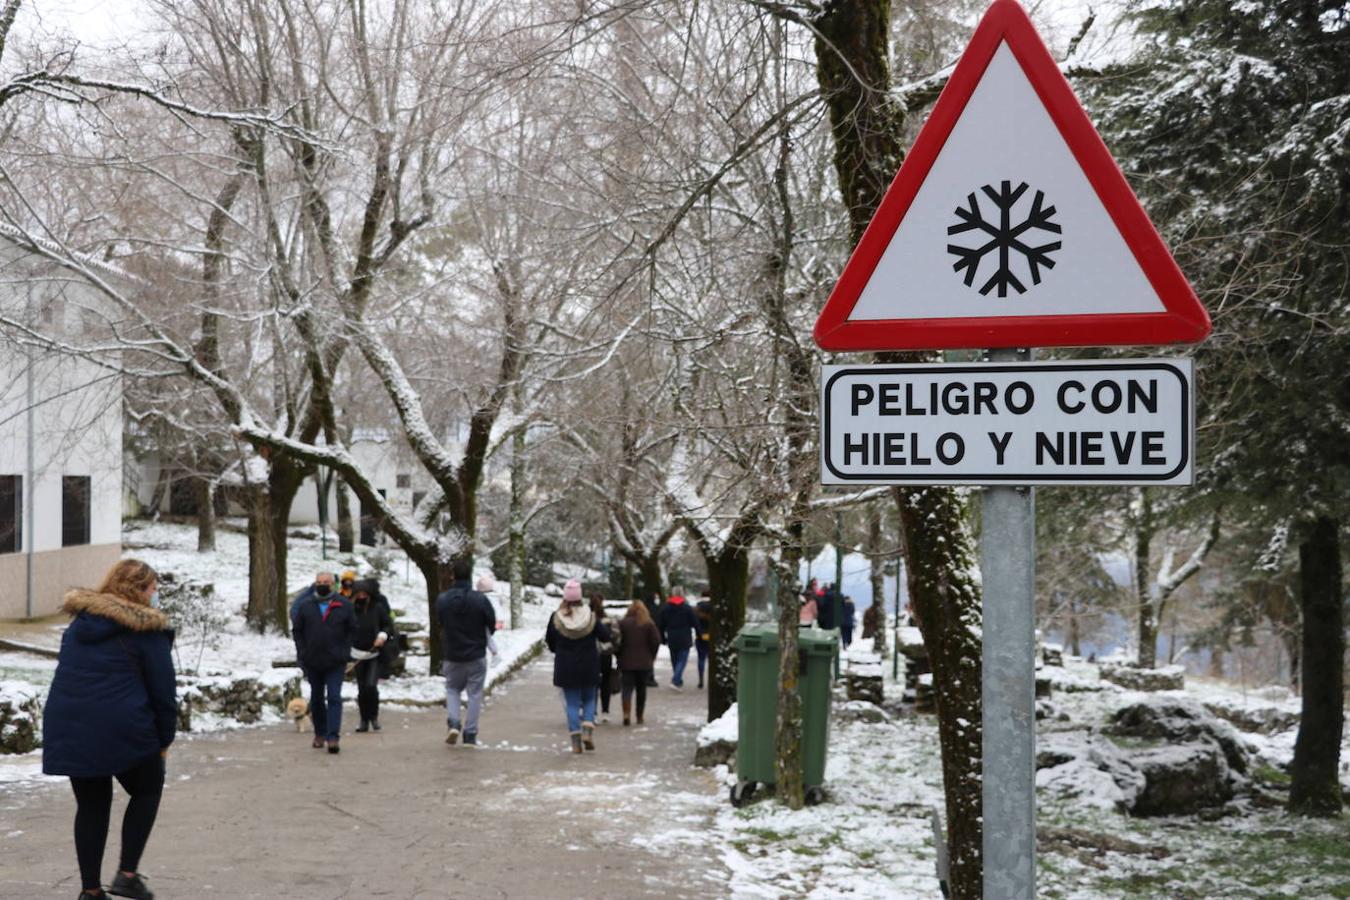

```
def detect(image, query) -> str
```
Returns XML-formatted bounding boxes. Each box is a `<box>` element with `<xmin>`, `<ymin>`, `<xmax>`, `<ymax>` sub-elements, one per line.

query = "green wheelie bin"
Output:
<box><xmin>730</xmin><ymin>624</ymin><xmax>837</xmax><ymax>806</ymax></box>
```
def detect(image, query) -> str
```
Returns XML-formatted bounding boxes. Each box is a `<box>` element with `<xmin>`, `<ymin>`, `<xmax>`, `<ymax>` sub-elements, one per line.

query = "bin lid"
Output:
<box><xmin>732</xmin><ymin>624</ymin><xmax>838</xmax><ymax>656</ymax></box>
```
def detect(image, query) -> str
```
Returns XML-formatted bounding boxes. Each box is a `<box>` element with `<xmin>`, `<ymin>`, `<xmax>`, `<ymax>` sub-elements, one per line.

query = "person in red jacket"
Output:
<box><xmin>657</xmin><ymin>586</ymin><xmax>700</xmax><ymax>690</ymax></box>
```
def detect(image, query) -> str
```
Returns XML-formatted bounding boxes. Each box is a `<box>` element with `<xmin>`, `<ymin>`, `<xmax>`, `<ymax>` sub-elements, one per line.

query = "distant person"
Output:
<box><xmin>658</xmin><ymin>585</ymin><xmax>699</xmax><ymax>690</ymax></box>
<box><xmin>350</xmin><ymin>579</ymin><xmax>393</xmax><ymax>733</ymax></box>
<box><xmin>799</xmin><ymin>591</ymin><xmax>818</xmax><ymax>626</ymax></box>
<box><xmin>818</xmin><ymin>583</ymin><xmax>838</xmax><ymax>631</ymax></box>
<box><xmin>436</xmin><ymin>559</ymin><xmax>497</xmax><ymax>746</ymax></box>
<box><xmin>694</xmin><ymin>590</ymin><xmax>713</xmax><ymax>690</ymax></box>
<box><xmin>339</xmin><ymin>569</ymin><xmax>359</xmax><ymax>598</ymax></box>
<box><xmin>43</xmin><ymin>559</ymin><xmax>175</xmax><ymax>900</ymax></box>
<box><xmin>591</xmin><ymin>594</ymin><xmax>619</xmax><ymax>723</ymax></box>
<box><xmin>289</xmin><ymin>570</ymin><xmax>337</xmax><ymax>631</ymax></box>
<box><xmin>545</xmin><ymin>580</ymin><xmax>612</xmax><ymax>753</ymax></box>
<box><xmin>841</xmin><ymin>596</ymin><xmax>856</xmax><ymax>648</ymax></box>
<box><xmin>476</xmin><ymin>574</ymin><xmax>502</xmax><ymax>662</ymax></box>
<box><xmin>293</xmin><ymin>567</ymin><xmax>355</xmax><ymax>753</ymax></box>
<box><xmin>617</xmin><ymin>600</ymin><xmax>661</xmax><ymax>726</ymax></box>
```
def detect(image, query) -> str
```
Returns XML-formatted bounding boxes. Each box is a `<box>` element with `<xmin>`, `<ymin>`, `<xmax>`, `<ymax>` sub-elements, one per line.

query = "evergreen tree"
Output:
<box><xmin>1085</xmin><ymin>0</ymin><xmax>1349</xmax><ymax>815</ymax></box>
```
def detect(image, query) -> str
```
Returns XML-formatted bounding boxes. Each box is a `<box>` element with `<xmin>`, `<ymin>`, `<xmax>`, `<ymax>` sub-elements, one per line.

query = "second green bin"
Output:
<box><xmin>732</xmin><ymin>624</ymin><xmax>837</xmax><ymax>791</ymax></box>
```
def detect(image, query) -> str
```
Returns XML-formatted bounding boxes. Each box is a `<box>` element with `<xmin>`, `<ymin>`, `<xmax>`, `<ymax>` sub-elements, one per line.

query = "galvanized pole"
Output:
<box><xmin>981</xmin><ymin>346</ymin><xmax>1036</xmax><ymax>899</ymax></box>
<box><xmin>24</xmin><ymin>287</ymin><xmax>36</xmax><ymax>619</ymax></box>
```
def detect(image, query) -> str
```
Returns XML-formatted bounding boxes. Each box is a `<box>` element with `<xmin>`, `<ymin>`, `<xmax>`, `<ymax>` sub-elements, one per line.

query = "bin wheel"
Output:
<box><xmin>730</xmin><ymin>781</ymin><xmax>757</xmax><ymax>807</ymax></box>
<box><xmin>804</xmin><ymin>786</ymin><xmax>826</xmax><ymax>806</ymax></box>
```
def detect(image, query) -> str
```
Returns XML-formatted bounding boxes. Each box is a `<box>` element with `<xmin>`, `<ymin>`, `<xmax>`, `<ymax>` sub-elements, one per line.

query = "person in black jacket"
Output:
<box><xmin>43</xmin><ymin>559</ymin><xmax>175</xmax><ymax>900</ymax></box>
<box><xmin>694</xmin><ymin>590</ymin><xmax>713</xmax><ymax>690</ymax></box>
<box><xmin>293</xmin><ymin>574</ymin><xmax>355</xmax><ymax>754</ymax></box>
<box><xmin>657</xmin><ymin>586</ymin><xmax>699</xmax><ymax>690</ymax></box>
<box><xmin>545</xmin><ymin>580</ymin><xmax>612</xmax><ymax>753</ymax></box>
<box><xmin>349</xmin><ymin>579</ymin><xmax>394</xmax><ymax>733</ymax></box>
<box><xmin>435</xmin><ymin>559</ymin><xmax>496</xmax><ymax>746</ymax></box>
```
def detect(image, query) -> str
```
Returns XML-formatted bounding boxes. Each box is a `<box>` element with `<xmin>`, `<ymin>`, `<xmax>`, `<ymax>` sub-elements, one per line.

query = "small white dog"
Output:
<box><xmin>286</xmin><ymin>697</ymin><xmax>311</xmax><ymax>733</ymax></box>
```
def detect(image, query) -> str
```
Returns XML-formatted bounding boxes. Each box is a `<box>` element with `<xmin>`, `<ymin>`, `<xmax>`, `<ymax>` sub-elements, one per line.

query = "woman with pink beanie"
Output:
<box><xmin>544</xmin><ymin>579</ymin><xmax>612</xmax><ymax>753</ymax></box>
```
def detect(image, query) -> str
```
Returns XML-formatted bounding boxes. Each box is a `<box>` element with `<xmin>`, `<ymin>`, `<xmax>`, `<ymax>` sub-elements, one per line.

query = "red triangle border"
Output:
<box><xmin>812</xmin><ymin>0</ymin><xmax>1211</xmax><ymax>352</ymax></box>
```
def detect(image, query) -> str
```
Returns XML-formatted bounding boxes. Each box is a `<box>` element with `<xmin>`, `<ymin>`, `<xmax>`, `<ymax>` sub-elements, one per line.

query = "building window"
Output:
<box><xmin>62</xmin><ymin>476</ymin><xmax>91</xmax><ymax>547</ymax></box>
<box><xmin>396</xmin><ymin>473</ymin><xmax>411</xmax><ymax>489</ymax></box>
<box><xmin>0</xmin><ymin>475</ymin><xmax>20</xmax><ymax>554</ymax></box>
<box><xmin>411</xmin><ymin>491</ymin><xmax>427</xmax><ymax>513</ymax></box>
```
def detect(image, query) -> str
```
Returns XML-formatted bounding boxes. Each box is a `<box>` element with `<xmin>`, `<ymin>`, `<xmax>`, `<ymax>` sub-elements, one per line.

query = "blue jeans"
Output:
<box><xmin>308</xmin><ymin>666</ymin><xmax>345</xmax><ymax>741</ymax></box>
<box><xmin>561</xmin><ymin>686</ymin><xmax>597</xmax><ymax>733</ymax></box>
<box><xmin>670</xmin><ymin>644</ymin><xmax>691</xmax><ymax>687</ymax></box>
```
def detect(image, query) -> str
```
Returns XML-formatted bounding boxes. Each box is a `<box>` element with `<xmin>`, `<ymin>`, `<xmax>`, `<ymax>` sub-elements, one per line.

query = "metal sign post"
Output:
<box><xmin>980</xmin><ymin>347</ymin><xmax>1036</xmax><ymax>898</ymax></box>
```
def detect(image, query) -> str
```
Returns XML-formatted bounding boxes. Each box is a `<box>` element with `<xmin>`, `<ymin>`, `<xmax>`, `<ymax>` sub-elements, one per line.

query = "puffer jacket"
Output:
<box><xmin>43</xmin><ymin>590</ymin><xmax>177</xmax><ymax>778</ymax></box>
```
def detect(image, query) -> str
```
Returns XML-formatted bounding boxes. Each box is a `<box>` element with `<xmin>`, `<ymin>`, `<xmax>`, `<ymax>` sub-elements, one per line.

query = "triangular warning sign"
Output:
<box><xmin>813</xmin><ymin>0</ymin><xmax>1210</xmax><ymax>352</ymax></box>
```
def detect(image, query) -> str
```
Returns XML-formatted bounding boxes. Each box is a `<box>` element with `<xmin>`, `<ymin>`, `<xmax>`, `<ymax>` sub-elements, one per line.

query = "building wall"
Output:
<box><xmin>0</xmin><ymin>264</ymin><xmax>124</xmax><ymax>619</ymax></box>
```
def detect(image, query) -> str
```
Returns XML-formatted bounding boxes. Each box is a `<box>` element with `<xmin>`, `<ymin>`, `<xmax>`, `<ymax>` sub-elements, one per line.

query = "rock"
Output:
<box><xmin>1099</xmin><ymin>663</ymin><xmax>1185</xmax><ymax>692</ymax></box>
<box><xmin>837</xmin><ymin>700</ymin><xmax>892</xmax><ymax>725</ymax></box>
<box><xmin>1130</xmin><ymin>743</ymin><xmax>1233</xmax><ymax>816</ymax></box>
<box><xmin>846</xmin><ymin>673</ymin><xmax>885</xmax><ymax>705</ymax></box>
<box><xmin>1105</xmin><ymin>697</ymin><xmax>1251</xmax><ymax>775</ymax></box>
<box><xmin>1042</xmin><ymin>644</ymin><xmax>1064</xmax><ymax>667</ymax></box>
<box><xmin>1036</xmin><ymin>732</ymin><xmax>1147</xmax><ymax>813</ymax></box>
<box><xmin>914</xmin><ymin>673</ymin><xmax>936</xmax><ymax>714</ymax></box>
<box><xmin>0</xmin><ymin>689</ymin><xmax>42</xmax><ymax>755</ymax></box>
<box><xmin>1203</xmin><ymin>700</ymin><xmax>1299</xmax><ymax>735</ymax></box>
<box><xmin>179</xmin><ymin>673</ymin><xmax>303</xmax><ymax>727</ymax></box>
<box><xmin>694</xmin><ymin>739</ymin><xmax>736</xmax><ymax>768</ymax></box>
<box><xmin>1035</xmin><ymin>675</ymin><xmax>1053</xmax><ymax>699</ymax></box>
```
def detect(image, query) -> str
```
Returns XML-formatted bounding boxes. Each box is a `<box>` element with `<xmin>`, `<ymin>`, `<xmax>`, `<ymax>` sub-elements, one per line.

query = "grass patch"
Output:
<box><xmin>1253</xmin><ymin>763</ymin><xmax>1291</xmax><ymax>786</ymax></box>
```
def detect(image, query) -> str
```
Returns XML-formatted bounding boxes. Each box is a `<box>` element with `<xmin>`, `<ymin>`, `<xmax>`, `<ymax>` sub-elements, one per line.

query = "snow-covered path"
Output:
<box><xmin>0</xmin><ymin>657</ymin><xmax>726</xmax><ymax>898</ymax></box>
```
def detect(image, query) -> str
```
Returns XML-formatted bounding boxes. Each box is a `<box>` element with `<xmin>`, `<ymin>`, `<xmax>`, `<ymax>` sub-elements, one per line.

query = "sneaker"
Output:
<box><xmin>463</xmin><ymin>732</ymin><xmax>478</xmax><ymax>746</ymax></box>
<box><xmin>371</xmin><ymin>719</ymin><xmax>381</xmax><ymax>732</ymax></box>
<box><xmin>355</xmin><ymin>720</ymin><xmax>370</xmax><ymax>733</ymax></box>
<box><xmin>311</xmin><ymin>736</ymin><xmax>325</xmax><ymax>749</ymax></box>
<box><xmin>670</xmin><ymin>683</ymin><xmax>684</xmax><ymax>692</ymax></box>
<box><xmin>108</xmin><ymin>871</ymin><xmax>154</xmax><ymax>899</ymax></box>
<box><xmin>327</xmin><ymin>740</ymin><xmax>340</xmax><ymax>754</ymax></box>
<box><xmin>446</xmin><ymin>725</ymin><xmax>461</xmax><ymax>745</ymax></box>
<box><xmin>599</xmin><ymin>713</ymin><xmax>610</xmax><ymax>724</ymax></box>
<box><xmin>78</xmin><ymin>892</ymin><xmax>104</xmax><ymax>900</ymax></box>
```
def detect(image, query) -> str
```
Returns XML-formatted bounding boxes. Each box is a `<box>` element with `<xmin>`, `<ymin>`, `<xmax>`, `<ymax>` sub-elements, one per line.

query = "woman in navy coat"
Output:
<box><xmin>43</xmin><ymin>559</ymin><xmax>176</xmax><ymax>900</ymax></box>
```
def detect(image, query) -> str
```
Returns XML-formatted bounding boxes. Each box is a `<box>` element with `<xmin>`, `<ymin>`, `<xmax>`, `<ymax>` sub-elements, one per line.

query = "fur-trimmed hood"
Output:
<box><xmin>63</xmin><ymin>589</ymin><xmax>170</xmax><ymax>636</ymax></box>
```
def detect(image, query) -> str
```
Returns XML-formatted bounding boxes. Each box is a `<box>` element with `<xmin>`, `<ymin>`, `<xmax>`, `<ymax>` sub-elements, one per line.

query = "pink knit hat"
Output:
<box><xmin>476</xmin><ymin>573</ymin><xmax>496</xmax><ymax>593</ymax></box>
<box><xmin>562</xmin><ymin>579</ymin><xmax>582</xmax><ymax>603</ymax></box>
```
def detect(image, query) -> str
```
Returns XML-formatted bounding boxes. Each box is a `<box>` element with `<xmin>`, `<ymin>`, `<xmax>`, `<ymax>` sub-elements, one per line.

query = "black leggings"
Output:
<box><xmin>620</xmin><ymin>669</ymin><xmax>651</xmax><ymax>719</ymax></box>
<box><xmin>355</xmin><ymin>658</ymin><xmax>381</xmax><ymax>722</ymax></box>
<box><xmin>69</xmin><ymin>754</ymin><xmax>165</xmax><ymax>890</ymax></box>
<box><xmin>597</xmin><ymin>653</ymin><xmax>614</xmax><ymax>714</ymax></box>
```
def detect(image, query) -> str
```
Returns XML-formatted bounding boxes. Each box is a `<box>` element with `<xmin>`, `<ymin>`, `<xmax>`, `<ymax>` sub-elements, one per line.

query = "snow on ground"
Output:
<box><xmin>0</xmin><ymin>519</ymin><xmax>555</xmax><ymax>788</ymax></box>
<box><xmin>673</xmin><ymin>651</ymin><xmax>1350</xmax><ymax>899</ymax></box>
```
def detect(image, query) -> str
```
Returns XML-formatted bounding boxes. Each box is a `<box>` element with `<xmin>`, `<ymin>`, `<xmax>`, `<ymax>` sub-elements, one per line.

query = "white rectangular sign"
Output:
<box><xmin>821</xmin><ymin>359</ymin><xmax>1194</xmax><ymax>485</ymax></box>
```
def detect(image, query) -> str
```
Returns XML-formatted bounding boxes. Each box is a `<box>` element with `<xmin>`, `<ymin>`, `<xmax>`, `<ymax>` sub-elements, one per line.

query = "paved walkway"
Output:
<box><xmin>0</xmin><ymin>658</ymin><xmax>727</xmax><ymax>899</ymax></box>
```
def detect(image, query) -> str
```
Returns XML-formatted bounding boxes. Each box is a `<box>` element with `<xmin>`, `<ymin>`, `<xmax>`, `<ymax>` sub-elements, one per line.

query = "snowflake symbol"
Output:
<box><xmin>947</xmin><ymin>181</ymin><xmax>1062</xmax><ymax>298</ymax></box>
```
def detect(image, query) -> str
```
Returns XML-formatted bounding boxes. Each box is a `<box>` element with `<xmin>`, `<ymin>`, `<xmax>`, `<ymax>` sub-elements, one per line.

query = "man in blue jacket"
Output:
<box><xmin>436</xmin><ymin>559</ymin><xmax>497</xmax><ymax>746</ymax></box>
<box><xmin>658</xmin><ymin>586</ymin><xmax>700</xmax><ymax>690</ymax></box>
<box><xmin>293</xmin><ymin>581</ymin><xmax>355</xmax><ymax>753</ymax></box>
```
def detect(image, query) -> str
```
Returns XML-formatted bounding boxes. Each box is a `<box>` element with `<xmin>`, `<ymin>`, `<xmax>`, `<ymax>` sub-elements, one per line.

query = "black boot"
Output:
<box><xmin>371</xmin><ymin>718</ymin><xmax>381</xmax><ymax>731</ymax></box>
<box><xmin>109</xmin><ymin>871</ymin><xmax>154</xmax><ymax>899</ymax></box>
<box><xmin>355</xmin><ymin>719</ymin><xmax>370</xmax><ymax>733</ymax></box>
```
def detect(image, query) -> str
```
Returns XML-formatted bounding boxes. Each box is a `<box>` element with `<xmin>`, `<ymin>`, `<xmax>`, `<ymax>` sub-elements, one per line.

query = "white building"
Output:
<box><xmin>0</xmin><ymin>236</ymin><xmax>127</xmax><ymax>619</ymax></box>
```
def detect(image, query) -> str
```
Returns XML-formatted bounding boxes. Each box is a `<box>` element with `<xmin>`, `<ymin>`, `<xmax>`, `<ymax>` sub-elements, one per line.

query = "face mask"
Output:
<box><xmin>150</xmin><ymin>591</ymin><xmax>161</xmax><ymax>609</ymax></box>
<box><xmin>315</xmin><ymin>584</ymin><xmax>333</xmax><ymax>598</ymax></box>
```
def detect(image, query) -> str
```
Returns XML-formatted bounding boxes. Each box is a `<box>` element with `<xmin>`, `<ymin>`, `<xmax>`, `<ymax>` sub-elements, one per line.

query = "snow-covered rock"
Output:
<box><xmin>1130</xmin><ymin>743</ymin><xmax>1234</xmax><ymax>816</ymax></box>
<box><xmin>1202</xmin><ymin>698</ymin><xmax>1299</xmax><ymax>735</ymax></box>
<box><xmin>695</xmin><ymin>703</ymin><xmax>737</xmax><ymax>768</ymax></box>
<box><xmin>1036</xmin><ymin>732</ymin><xmax>1145</xmax><ymax>813</ymax></box>
<box><xmin>0</xmin><ymin>685</ymin><xmax>41</xmax><ymax>755</ymax></box>
<box><xmin>1099</xmin><ymin>662</ymin><xmax>1185</xmax><ymax>691</ymax></box>
<box><xmin>1104</xmin><ymin>697</ymin><xmax>1252</xmax><ymax>775</ymax></box>
<box><xmin>178</xmin><ymin>671</ymin><xmax>303</xmax><ymax>730</ymax></box>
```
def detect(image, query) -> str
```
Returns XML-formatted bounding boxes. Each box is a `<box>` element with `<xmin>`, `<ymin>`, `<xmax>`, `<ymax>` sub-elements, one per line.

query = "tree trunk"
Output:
<box><xmin>416</xmin><ymin>554</ymin><xmax>452</xmax><ymax>673</ymax></box>
<box><xmin>195</xmin><ymin>476</ymin><xmax>216</xmax><ymax>553</ymax></box>
<box><xmin>707</xmin><ymin>547</ymin><xmax>750</xmax><ymax>722</ymax></box>
<box><xmin>1288</xmin><ymin>515</ymin><xmax>1344</xmax><ymax>816</ymax></box>
<box><xmin>867</xmin><ymin>506</ymin><xmax>887</xmax><ymax>657</ymax></box>
<box><xmin>265</xmin><ymin>459</ymin><xmax>308</xmax><ymax>635</ymax></box>
<box><xmin>508</xmin><ymin>400</ymin><xmax>527</xmax><ymax>629</ymax></box>
<box><xmin>773</xmin><ymin>545</ymin><xmax>805</xmax><ymax>809</ymax></box>
<box><xmin>1068</xmin><ymin>596</ymin><xmax>1082</xmax><ymax>658</ymax></box>
<box><xmin>896</xmin><ymin>487</ymin><xmax>984</xmax><ymax>900</ymax></box>
<box><xmin>638</xmin><ymin>554</ymin><xmax>664</xmax><ymax>607</ymax></box>
<box><xmin>1135</xmin><ymin>489</ymin><xmax>1158</xmax><ymax>668</ymax></box>
<box><xmin>807</xmin><ymin>0</ymin><xmax>982</xmax><ymax>889</ymax></box>
<box><xmin>336</xmin><ymin>475</ymin><xmax>355</xmax><ymax>553</ymax></box>
<box><xmin>245</xmin><ymin>485</ymin><xmax>280</xmax><ymax>633</ymax></box>
<box><xmin>147</xmin><ymin>465</ymin><xmax>170</xmax><ymax>518</ymax></box>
